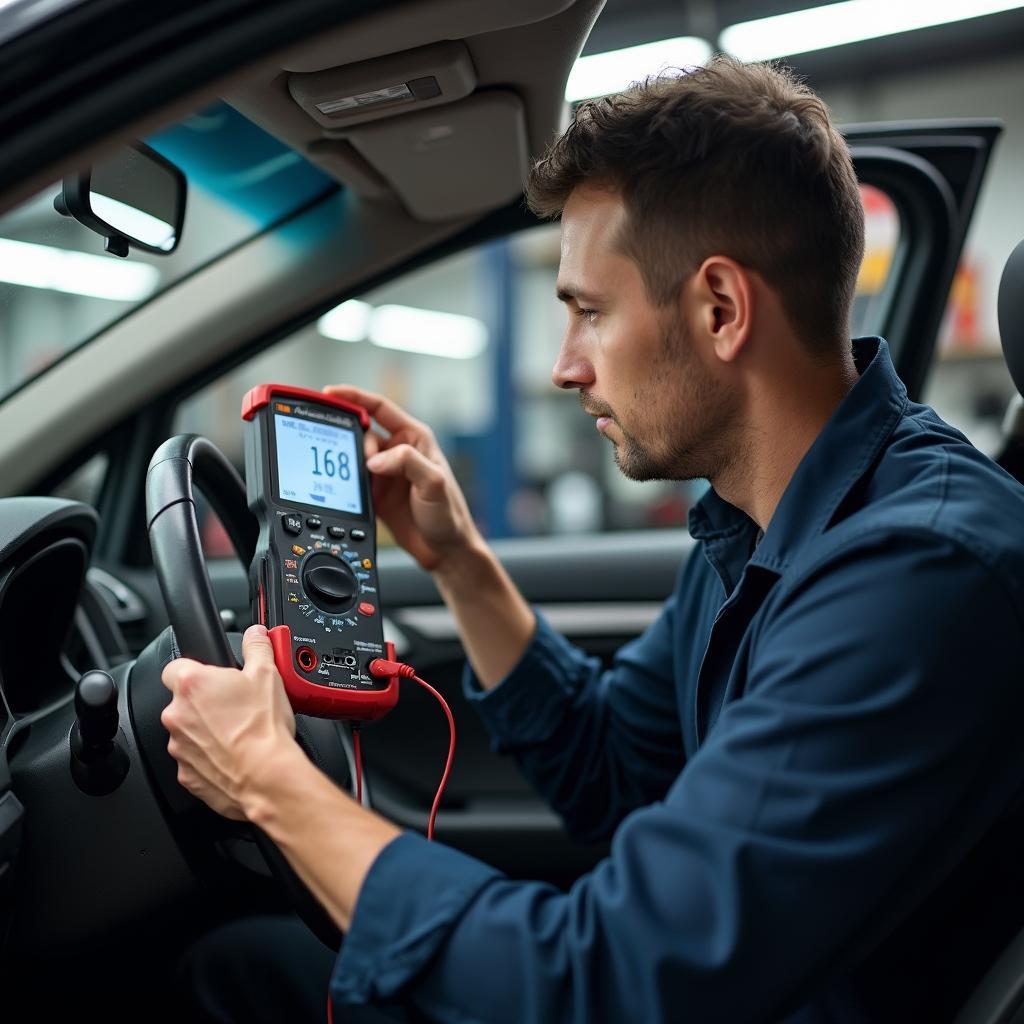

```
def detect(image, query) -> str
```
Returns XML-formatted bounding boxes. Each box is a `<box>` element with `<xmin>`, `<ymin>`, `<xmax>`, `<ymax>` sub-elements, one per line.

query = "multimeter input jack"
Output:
<box><xmin>295</xmin><ymin>647</ymin><xmax>318</xmax><ymax>673</ymax></box>
<box><xmin>322</xmin><ymin>650</ymin><xmax>358</xmax><ymax>668</ymax></box>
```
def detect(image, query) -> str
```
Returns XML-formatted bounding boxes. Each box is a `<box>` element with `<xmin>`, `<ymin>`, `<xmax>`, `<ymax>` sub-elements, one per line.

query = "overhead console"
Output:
<box><xmin>284</xmin><ymin>41</ymin><xmax>527</xmax><ymax>221</ymax></box>
<box><xmin>287</xmin><ymin>41</ymin><xmax>477</xmax><ymax>131</ymax></box>
<box><xmin>225</xmin><ymin>0</ymin><xmax>605</xmax><ymax>222</ymax></box>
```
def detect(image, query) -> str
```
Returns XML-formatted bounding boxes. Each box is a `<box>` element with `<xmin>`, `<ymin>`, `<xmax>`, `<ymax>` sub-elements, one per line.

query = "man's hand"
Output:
<box><xmin>161</xmin><ymin>624</ymin><xmax>298</xmax><ymax>821</ymax></box>
<box><xmin>323</xmin><ymin>384</ymin><xmax>483</xmax><ymax>572</ymax></box>
<box><xmin>162</xmin><ymin>624</ymin><xmax>400</xmax><ymax>931</ymax></box>
<box><xmin>324</xmin><ymin>384</ymin><xmax>536</xmax><ymax>688</ymax></box>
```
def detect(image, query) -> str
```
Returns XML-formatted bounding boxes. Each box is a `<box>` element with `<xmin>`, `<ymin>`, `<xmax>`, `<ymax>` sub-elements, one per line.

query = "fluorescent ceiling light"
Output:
<box><xmin>566</xmin><ymin>37</ymin><xmax>713</xmax><ymax>103</ymax></box>
<box><xmin>90</xmin><ymin>193</ymin><xmax>176</xmax><ymax>251</ymax></box>
<box><xmin>720</xmin><ymin>0</ymin><xmax>1024</xmax><ymax>61</ymax></box>
<box><xmin>370</xmin><ymin>305</ymin><xmax>487</xmax><ymax>359</ymax></box>
<box><xmin>317</xmin><ymin>299</ymin><xmax>372</xmax><ymax>342</ymax></box>
<box><xmin>0</xmin><ymin>237</ymin><xmax>159</xmax><ymax>301</ymax></box>
<box><xmin>318</xmin><ymin>300</ymin><xmax>488</xmax><ymax>359</ymax></box>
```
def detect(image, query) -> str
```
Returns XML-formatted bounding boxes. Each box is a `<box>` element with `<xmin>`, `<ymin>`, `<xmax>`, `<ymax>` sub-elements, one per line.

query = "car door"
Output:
<box><xmin>123</xmin><ymin>121</ymin><xmax>998</xmax><ymax>885</ymax></box>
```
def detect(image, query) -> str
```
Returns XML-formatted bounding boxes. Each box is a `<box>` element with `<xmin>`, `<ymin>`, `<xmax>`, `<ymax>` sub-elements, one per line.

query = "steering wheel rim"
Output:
<box><xmin>146</xmin><ymin>434</ymin><xmax>256</xmax><ymax>667</ymax></box>
<box><xmin>145</xmin><ymin>433</ymin><xmax>343</xmax><ymax>950</ymax></box>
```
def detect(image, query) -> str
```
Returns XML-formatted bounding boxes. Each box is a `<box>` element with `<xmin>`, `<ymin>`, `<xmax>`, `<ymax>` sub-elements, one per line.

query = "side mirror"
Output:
<box><xmin>54</xmin><ymin>142</ymin><xmax>186</xmax><ymax>258</ymax></box>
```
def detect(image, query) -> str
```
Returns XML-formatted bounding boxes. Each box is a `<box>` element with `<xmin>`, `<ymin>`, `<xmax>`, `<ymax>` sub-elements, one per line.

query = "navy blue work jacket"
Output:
<box><xmin>332</xmin><ymin>338</ymin><xmax>1024</xmax><ymax>1023</ymax></box>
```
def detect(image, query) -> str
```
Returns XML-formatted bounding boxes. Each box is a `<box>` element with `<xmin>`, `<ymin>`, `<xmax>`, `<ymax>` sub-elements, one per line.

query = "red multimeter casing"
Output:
<box><xmin>242</xmin><ymin>385</ymin><xmax>398</xmax><ymax>721</ymax></box>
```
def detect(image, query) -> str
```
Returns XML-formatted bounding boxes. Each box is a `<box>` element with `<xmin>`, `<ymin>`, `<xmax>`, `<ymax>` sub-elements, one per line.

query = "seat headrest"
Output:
<box><xmin>999</xmin><ymin>239</ymin><xmax>1024</xmax><ymax>397</ymax></box>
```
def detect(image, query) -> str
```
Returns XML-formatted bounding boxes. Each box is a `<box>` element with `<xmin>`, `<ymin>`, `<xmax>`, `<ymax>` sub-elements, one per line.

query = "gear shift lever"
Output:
<box><xmin>70</xmin><ymin>670</ymin><xmax>129</xmax><ymax>795</ymax></box>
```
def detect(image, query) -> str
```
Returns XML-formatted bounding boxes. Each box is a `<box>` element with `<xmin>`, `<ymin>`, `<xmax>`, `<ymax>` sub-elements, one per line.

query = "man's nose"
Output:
<box><xmin>551</xmin><ymin>339</ymin><xmax>595</xmax><ymax>391</ymax></box>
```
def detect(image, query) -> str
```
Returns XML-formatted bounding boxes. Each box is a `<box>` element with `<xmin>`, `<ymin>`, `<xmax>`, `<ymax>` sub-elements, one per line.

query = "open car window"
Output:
<box><xmin>0</xmin><ymin>102</ymin><xmax>334</xmax><ymax>403</ymax></box>
<box><xmin>174</xmin><ymin>182</ymin><xmax>901</xmax><ymax>556</ymax></box>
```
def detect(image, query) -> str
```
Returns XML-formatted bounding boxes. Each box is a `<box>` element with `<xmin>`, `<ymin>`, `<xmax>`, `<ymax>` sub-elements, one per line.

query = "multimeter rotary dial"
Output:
<box><xmin>301</xmin><ymin>552</ymin><xmax>359</xmax><ymax>614</ymax></box>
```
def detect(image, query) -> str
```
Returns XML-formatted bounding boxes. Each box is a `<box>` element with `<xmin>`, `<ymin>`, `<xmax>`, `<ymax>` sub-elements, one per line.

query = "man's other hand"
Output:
<box><xmin>323</xmin><ymin>384</ymin><xmax>483</xmax><ymax>572</ymax></box>
<box><xmin>161</xmin><ymin>624</ymin><xmax>298</xmax><ymax>821</ymax></box>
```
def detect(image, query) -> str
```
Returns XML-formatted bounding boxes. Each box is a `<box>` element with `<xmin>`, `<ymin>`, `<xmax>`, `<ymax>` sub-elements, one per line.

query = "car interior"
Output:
<box><xmin>1</xmin><ymin>0</ymin><xmax>1024</xmax><ymax>1020</ymax></box>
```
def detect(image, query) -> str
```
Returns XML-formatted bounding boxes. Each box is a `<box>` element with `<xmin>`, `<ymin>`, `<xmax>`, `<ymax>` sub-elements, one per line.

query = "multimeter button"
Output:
<box><xmin>282</xmin><ymin>514</ymin><xmax>303</xmax><ymax>535</ymax></box>
<box><xmin>304</xmin><ymin>562</ymin><xmax>358</xmax><ymax>609</ymax></box>
<box><xmin>358</xmin><ymin>601</ymin><xmax>376</xmax><ymax>616</ymax></box>
<box><xmin>350</xmin><ymin>528</ymin><xmax>367</xmax><ymax>541</ymax></box>
<box><xmin>328</xmin><ymin>526</ymin><xmax>346</xmax><ymax>539</ymax></box>
<box><xmin>291</xmin><ymin>544</ymin><xmax>306</xmax><ymax>557</ymax></box>
<box><xmin>306</xmin><ymin>516</ymin><xmax>322</xmax><ymax>529</ymax></box>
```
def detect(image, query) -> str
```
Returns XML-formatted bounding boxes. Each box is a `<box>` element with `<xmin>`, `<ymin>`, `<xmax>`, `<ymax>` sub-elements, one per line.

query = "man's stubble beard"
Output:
<box><xmin>608</xmin><ymin>317</ymin><xmax>739</xmax><ymax>484</ymax></box>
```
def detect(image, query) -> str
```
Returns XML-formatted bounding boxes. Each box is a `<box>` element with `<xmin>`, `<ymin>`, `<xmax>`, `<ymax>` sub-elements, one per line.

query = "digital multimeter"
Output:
<box><xmin>242</xmin><ymin>384</ymin><xmax>399</xmax><ymax>721</ymax></box>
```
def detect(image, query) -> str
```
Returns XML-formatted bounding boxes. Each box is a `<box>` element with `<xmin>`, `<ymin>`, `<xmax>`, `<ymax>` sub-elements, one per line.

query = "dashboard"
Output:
<box><xmin>0</xmin><ymin>497</ymin><xmax>201</xmax><ymax>956</ymax></box>
<box><xmin>0</xmin><ymin>499</ymin><xmax>99</xmax><ymax>741</ymax></box>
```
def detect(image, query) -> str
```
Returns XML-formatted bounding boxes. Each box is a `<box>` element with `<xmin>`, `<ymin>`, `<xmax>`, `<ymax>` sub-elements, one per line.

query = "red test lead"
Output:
<box><xmin>331</xmin><ymin>661</ymin><xmax>456</xmax><ymax>1024</ymax></box>
<box><xmin>367</xmin><ymin>658</ymin><xmax>456</xmax><ymax>843</ymax></box>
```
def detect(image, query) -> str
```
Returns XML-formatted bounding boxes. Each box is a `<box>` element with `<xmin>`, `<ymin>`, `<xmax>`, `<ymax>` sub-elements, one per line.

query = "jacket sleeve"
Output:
<box><xmin>331</xmin><ymin>534</ymin><xmax>1024</xmax><ymax>1024</ymax></box>
<box><xmin>460</xmin><ymin>556</ymin><xmax>699</xmax><ymax>843</ymax></box>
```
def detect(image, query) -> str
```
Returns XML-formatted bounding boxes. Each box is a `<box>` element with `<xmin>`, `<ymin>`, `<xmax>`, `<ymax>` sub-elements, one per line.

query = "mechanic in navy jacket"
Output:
<box><xmin>164</xmin><ymin>57</ymin><xmax>1024</xmax><ymax>1023</ymax></box>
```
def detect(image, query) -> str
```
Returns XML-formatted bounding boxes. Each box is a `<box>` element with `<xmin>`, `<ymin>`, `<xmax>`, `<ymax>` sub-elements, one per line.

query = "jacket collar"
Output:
<box><xmin>688</xmin><ymin>337</ymin><xmax>908</xmax><ymax>591</ymax></box>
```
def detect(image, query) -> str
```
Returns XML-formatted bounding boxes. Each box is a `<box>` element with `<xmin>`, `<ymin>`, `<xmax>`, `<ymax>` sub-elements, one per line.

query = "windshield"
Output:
<box><xmin>0</xmin><ymin>101</ymin><xmax>335</xmax><ymax>402</ymax></box>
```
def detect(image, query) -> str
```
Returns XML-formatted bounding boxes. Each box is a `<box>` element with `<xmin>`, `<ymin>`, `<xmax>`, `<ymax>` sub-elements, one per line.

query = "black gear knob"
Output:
<box><xmin>71</xmin><ymin>670</ymin><xmax>129</xmax><ymax>795</ymax></box>
<box><xmin>75</xmin><ymin>670</ymin><xmax>119</xmax><ymax>754</ymax></box>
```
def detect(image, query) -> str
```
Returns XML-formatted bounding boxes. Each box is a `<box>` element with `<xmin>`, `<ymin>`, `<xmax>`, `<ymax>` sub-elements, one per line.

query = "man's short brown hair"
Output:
<box><xmin>527</xmin><ymin>56</ymin><xmax>865</xmax><ymax>354</ymax></box>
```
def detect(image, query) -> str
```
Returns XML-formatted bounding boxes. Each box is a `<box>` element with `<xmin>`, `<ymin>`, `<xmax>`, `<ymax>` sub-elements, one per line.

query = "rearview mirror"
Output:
<box><xmin>54</xmin><ymin>142</ymin><xmax>186</xmax><ymax>257</ymax></box>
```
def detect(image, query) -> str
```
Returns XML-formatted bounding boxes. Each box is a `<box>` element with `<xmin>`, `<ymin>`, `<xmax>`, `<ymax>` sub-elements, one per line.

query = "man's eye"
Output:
<box><xmin>576</xmin><ymin>308</ymin><xmax>598</xmax><ymax>324</ymax></box>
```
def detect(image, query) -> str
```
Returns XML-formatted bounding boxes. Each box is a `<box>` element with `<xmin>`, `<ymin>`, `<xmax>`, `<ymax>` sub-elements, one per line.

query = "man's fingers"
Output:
<box><xmin>367</xmin><ymin>444</ymin><xmax>446</xmax><ymax>499</ymax></box>
<box><xmin>364</xmin><ymin>429</ymin><xmax>384</xmax><ymax>459</ymax></box>
<box><xmin>241</xmin><ymin>623</ymin><xmax>276</xmax><ymax>674</ymax></box>
<box><xmin>323</xmin><ymin>385</ymin><xmax>426</xmax><ymax>440</ymax></box>
<box><xmin>161</xmin><ymin>657</ymin><xmax>205</xmax><ymax>694</ymax></box>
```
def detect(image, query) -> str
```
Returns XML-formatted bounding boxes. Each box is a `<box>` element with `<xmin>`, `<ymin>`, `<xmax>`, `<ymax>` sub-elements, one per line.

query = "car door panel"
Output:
<box><xmin>374</xmin><ymin>563</ymin><xmax>685</xmax><ymax>874</ymax></box>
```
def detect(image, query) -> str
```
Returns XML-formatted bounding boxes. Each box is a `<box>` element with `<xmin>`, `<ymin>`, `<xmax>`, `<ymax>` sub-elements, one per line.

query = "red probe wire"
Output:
<box><xmin>365</xmin><ymin>658</ymin><xmax>456</xmax><ymax>841</ymax></box>
<box><xmin>414</xmin><ymin>670</ymin><xmax>456</xmax><ymax>840</ymax></box>
<box><xmin>351</xmin><ymin>726</ymin><xmax>363</xmax><ymax>805</ymax></box>
<box><xmin>330</xmin><ymin>661</ymin><xmax>456</xmax><ymax>1023</ymax></box>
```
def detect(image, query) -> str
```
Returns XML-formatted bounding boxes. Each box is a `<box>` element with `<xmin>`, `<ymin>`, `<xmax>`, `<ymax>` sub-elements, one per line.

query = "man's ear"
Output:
<box><xmin>690</xmin><ymin>256</ymin><xmax>753</xmax><ymax>363</ymax></box>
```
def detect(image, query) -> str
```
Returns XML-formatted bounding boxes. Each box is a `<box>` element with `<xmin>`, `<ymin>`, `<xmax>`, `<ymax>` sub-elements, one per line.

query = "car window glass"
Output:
<box><xmin>176</xmin><ymin>183</ymin><xmax>900</xmax><ymax>555</ymax></box>
<box><xmin>853</xmin><ymin>184</ymin><xmax>899</xmax><ymax>338</ymax></box>
<box><xmin>0</xmin><ymin>102</ymin><xmax>334</xmax><ymax>403</ymax></box>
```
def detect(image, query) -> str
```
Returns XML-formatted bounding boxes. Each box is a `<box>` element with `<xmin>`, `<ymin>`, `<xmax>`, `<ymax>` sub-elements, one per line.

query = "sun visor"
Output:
<box><xmin>304</xmin><ymin>139</ymin><xmax>393</xmax><ymax>199</ymax></box>
<box><xmin>288</xmin><ymin>41</ymin><xmax>477</xmax><ymax>131</ymax></box>
<box><xmin>344</xmin><ymin>91</ymin><xmax>528</xmax><ymax>221</ymax></box>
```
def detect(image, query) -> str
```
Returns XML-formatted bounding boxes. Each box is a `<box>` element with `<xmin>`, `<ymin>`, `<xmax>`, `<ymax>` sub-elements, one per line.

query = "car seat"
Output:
<box><xmin>995</xmin><ymin>240</ymin><xmax>1024</xmax><ymax>485</ymax></box>
<box><xmin>953</xmin><ymin>238</ymin><xmax>1024</xmax><ymax>1024</ymax></box>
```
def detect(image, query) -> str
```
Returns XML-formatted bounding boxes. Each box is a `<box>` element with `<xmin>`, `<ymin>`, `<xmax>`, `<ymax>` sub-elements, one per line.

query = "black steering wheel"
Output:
<box><xmin>144</xmin><ymin>433</ymin><xmax>344</xmax><ymax>950</ymax></box>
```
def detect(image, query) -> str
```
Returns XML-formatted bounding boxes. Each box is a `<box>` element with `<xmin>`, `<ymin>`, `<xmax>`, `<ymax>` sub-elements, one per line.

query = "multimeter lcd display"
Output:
<box><xmin>274</xmin><ymin>412</ymin><xmax>363</xmax><ymax>515</ymax></box>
